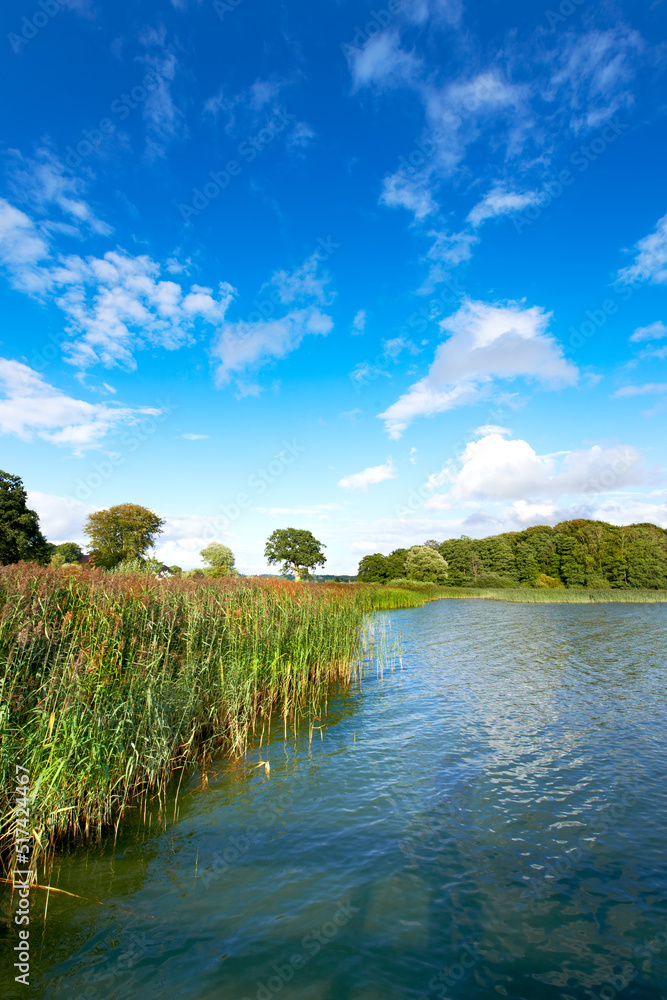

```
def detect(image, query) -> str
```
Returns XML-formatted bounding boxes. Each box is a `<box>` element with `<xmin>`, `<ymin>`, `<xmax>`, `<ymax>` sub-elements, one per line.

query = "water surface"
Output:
<box><xmin>2</xmin><ymin>599</ymin><xmax>667</xmax><ymax>999</ymax></box>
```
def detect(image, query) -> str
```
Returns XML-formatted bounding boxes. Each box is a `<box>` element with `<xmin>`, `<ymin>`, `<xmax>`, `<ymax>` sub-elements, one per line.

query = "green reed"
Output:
<box><xmin>421</xmin><ymin>586</ymin><xmax>667</xmax><ymax>603</ymax></box>
<box><xmin>0</xmin><ymin>567</ymin><xmax>425</xmax><ymax>874</ymax></box>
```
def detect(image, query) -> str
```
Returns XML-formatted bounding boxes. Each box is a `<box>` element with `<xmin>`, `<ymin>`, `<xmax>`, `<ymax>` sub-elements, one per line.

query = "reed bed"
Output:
<box><xmin>0</xmin><ymin>566</ymin><xmax>424</xmax><ymax>874</ymax></box>
<box><xmin>422</xmin><ymin>586</ymin><xmax>667</xmax><ymax>603</ymax></box>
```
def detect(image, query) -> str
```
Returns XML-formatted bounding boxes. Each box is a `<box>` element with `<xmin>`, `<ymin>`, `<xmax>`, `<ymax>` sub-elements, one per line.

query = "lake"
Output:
<box><xmin>2</xmin><ymin>599</ymin><xmax>667</xmax><ymax>999</ymax></box>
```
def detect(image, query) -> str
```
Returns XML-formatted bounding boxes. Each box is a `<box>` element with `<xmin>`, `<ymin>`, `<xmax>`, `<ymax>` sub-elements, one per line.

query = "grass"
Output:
<box><xmin>406</xmin><ymin>585</ymin><xmax>667</xmax><ymax>603</ymax></box>
<box><xmin>0</xmin><ymin>565</ymin><xmax>425</xmax><ymax>875</ymax></box>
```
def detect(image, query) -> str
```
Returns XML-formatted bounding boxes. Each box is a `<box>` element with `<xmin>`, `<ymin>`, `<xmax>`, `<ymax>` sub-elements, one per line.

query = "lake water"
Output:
<box><xmin>2</xmin><ymin>599</ymin><xmax>667</xmax><ymax>1000</ymax></box>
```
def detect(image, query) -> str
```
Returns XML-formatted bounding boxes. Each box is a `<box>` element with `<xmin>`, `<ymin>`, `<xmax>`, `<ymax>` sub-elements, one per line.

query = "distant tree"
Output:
<box><xmin>423</xmin><ymin>539</ymin><xmax>441</xmax><ymax>550</ymax></box>
<box><xmin>50</xmin><ymin>542</ymin><xmax>83</xmax><ymax>567</ymax></box>
<box><xmin>264</xmin><ymin>528</ymin><xmax>326</xmax><ymax>581</ymax></box>
<box><xmin>200</xmin><ymin>542</ymin><xmax>236</xmax><ymax>575</ymax></box>
<box><xmin>169</xmin><ymin>565</ymin><xmax>183</xmax><ymax>577</ymax></box>
<box><xmin>405</xmin><ymin>545</ymin><xmax>449</xmax><ymax>584</ymax></box>
<box><xmin>0</xmin><ymin>469</ymin><xmax>51</xmax><ymax>565</ymax></box>
<box><xmin>358</xmin><ymin>553</ymin><xmax>391</xmax><ymax>583</ymax></box>
<box><xmin>386</xmin><ymin>547</ymin><xmax>409</xmax><ymax>579</ymax></box>
<box><xmin>83</xmin><ymin>503</ymin><xmax>165</xmax><ymax>569</ymax></box>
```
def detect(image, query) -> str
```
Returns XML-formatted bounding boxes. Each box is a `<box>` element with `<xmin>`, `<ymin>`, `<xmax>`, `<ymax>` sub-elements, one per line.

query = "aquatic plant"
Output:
<box><xmin>0</xmin><ymin>566</ymin><xmax>424</xmax><ymax>874</ymax></box>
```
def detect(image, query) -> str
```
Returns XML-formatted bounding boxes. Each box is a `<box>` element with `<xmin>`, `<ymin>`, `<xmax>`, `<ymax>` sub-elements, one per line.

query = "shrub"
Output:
<box><xmin>533</xmin><ymin>574</ymin><xmax>564</xmax><ymax>589</ymax></box>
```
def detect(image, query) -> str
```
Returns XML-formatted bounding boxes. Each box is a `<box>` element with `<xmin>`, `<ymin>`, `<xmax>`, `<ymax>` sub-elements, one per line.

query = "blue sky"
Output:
<box><xmin>1</xmin><ymin>0</ymin><xmax>666</xmax><ymax>572</ymax></box>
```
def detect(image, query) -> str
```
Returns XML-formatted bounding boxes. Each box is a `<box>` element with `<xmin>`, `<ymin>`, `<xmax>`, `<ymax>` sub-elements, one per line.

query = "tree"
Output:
<box><xmin>386</xmin><ymin>548</ymin><xmax>409</xmax><ymax>579</ymax></box>
<box><xmin>200</xmin><ymin>542</ymin><xmax>236</xmax><ymax>575</ymax></box>
<box><xmin>358</xmin><ymin>553</ymin><xmax>391</xmax><ymax>583</ymax></box>
<box><xmin>405</xmin><ymin>545</ymin><xmax>449</xmax><ymax>583</ymax></box>
<box><xmin>264</xmin><ymin>528</ymin><xmax>326</xmax><ymax>581</ymax></box>
<box><xmin>0</xmin><ymin>469</ymin><xmax>51</xmax><ymax>565</ymax></box>
<box><xmin>83</xmin><ymin>503</ymin><xmax>165</xmax><ymax>569</ymax></box>
<box><xmin>50</xmin><ymin>542</ymin><xmax>83</xmax><ymax>567</ymax></box>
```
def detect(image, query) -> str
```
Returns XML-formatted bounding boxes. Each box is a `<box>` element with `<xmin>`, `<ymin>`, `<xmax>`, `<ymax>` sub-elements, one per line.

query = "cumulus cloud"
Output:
<box><xmin>0</xmin><ymin>197</ymin><xmax>236</xmax><ymax>370</ymax></box>
<box><xmin>338</xmin><ymin>459</ymin><xmax>397</xmax><ymax>492</ymax></box>
<box><xmin>436</xmin><ymin>431</ymin><xmax>645</xmax><ymax>502</ymax></box>
<box><xmin>0</xmin><ymin>358</ymin><xmax>163</xmax><ymax>454</ymax></box>
<box><xmin>26</xmin><ymin>492</ymin><xmax>94</xmax><ymax>544</ymax></box>
<box><xmin>379</xmin><ymin>298</ymin><xmax>578</xmax><ymax>437</ymax></box>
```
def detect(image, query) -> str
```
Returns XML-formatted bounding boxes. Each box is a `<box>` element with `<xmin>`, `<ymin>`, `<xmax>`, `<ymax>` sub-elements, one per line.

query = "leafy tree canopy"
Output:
<box><xmin>264</xmin><ymin>527</ymin><xmax>326</xmax><ymax>581</ymax></box>
<box><xmin>83</xmin><ymin>503</ymin><xmax>165</xmax><ymax>569</ymax></box>
<box><xmin>200</xmin><ymin>542</ymin><xmax>236</xmax><ymax>574</ymax></box>
<box><xmin>0</xmin><ymin>469</ymin><xmax>50</xmax><ymax>565</ymax></box>
<box><xmin>51</xmin><ymin>542</ymin><xmax>83</xmax><ymax>567</ymax></box>
<box><xmin>406</xmin><ymin>545</ymin><xmax>449</xmax><ymax>583</ymax></box>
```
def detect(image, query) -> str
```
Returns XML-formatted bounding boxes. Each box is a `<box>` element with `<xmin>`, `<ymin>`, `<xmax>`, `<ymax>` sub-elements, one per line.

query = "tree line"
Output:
<box><xmin>1</xmin><ymin>469</ymin><xmax>328</xmax><ymax>579</ymax></box>
<box><xmin>358</xmin><ymin>520</ymin><xmax>667</xmax><ymax>590</ymax></box>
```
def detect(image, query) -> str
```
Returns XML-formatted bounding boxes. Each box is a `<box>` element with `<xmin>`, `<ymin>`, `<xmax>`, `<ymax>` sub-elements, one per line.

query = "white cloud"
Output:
<box><xmin>380</xmin><ymin>170</ymin><xmax>437</xmax><ymax>220</ymax></box>
<box><xmin>379</xmin><ymin>298</ymin><xmax>578</xmax><ymax>437</ymax></box>
<box><xmin>138</xmin><ymin>33</ymin><xmax>186</xmax><ymax>156</ymax></box>
<box><xmin>212</xmin><ymin>254</ymin><xmax>334</xmax><ymax>388</ymax></box>
<box><xmin>27</xmin><ymin>491</ymin><xmax>95</xmax><ymax>544</ymax></box>
<box><xmin>0</xmin><ymin>198</ymin><xmax>237</xmax><ymax>370</ymax></box>
<box><xmin>547</xmin><ymin>28</ymin><xmax>644</xmax><ymax>133</ymax></box>
<box><xmin>0</xmin><ymin>358</ymin><xmax>163</xmax><ymax>454</ymax></box>
<box><xmin>467</xmin><ymin>186</ymin><xmax>540</xmax><ymax>227</ymax></box>
<box><xmin>436</xmin><ymin>432</ymin><xmax>645</xmax><ymax>502</ymax></box>
<box><xmin>6</xmin><ymin>147</ymin><xmax>111</xmax><ymax>236</ymax></box>
<box><xmin>338</xmin><ymin>459</ymin><xmax>397</xmax><ymax>492</ymax></box>
<box><xmin>351</xmin><ymin>309</ymin><xmax>366</xmax><ymax>335</ymax></box>
<box><xmin>614</xmin><ymin>383</ymin><xmax>667</xmax><ymax>397</ymax></box>
<box><xmin>346</xmin><ymin>29</ymin><xmax>421</xmax><ymax>91</ymax></box>
<box><xmin>214</xmin><ymin>308</ymin><xmax>332</xmax><ymax>388</ymax></box>
<box><xmin>617</xmin><ymin>213</ymin><xmax>667</xmax><ymax>286</ymax></box>
<box><xmin>180</xmin><ymin>432</ymin><xmax>209</xmax><ymax>440</ymax></box>
<box><xmin>271</xmin><ymin>253</ymin><xmax>331</xmax><ymax>305</ymax></box>
<box><xmin>630</xmin><ymin>321</ymin><xmax>667</xmax><ymax>342</ymax></box>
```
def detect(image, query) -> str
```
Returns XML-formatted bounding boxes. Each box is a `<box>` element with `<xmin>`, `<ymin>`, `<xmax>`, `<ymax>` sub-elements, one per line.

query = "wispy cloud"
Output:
<box><xmin>614</xmin><ymin>383</ymin><xmax>667</xmax><ymax>397</ymax></box>
<box><xmin>630</xmin><ymin>321</ymin><xmax>667</xmax><ymax>342</ymax></box>
<box><xmin>212</xmin><ymin>252</ymin><xmax>334</xmax><ymax>390</ymax></box>
<box><xmin>351</xmin><ymin>309</ymin><xmax>366</xmax><ymax>335</ymax></box>
<box><xmin>338</xmin><ymin>459</ymin><xmax>397</xmax><ymax>492</ymax></box>
<box><xmin>617</xmin><ymin>213</ymin><xmax>667</xmax><ymax>285</ymax></box>
<box><xmin>0</xmin><ymin>357</ymin><xmax>163</xmax><ymax>454</ymax></box>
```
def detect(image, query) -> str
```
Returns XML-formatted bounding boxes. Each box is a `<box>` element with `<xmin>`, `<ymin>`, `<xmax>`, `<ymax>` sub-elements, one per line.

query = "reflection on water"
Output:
<box><xmin>1</xmin><ymin>601</ymin><xmax>666</xmax><ymax>999</ymax></box>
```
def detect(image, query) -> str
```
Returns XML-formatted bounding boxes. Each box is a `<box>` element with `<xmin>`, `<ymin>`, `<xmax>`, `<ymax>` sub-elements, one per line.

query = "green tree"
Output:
<box><xmin>405</xmin><ymin>545</ymin><xmax>449</xmax><ymax>583</ymax></box>
<box><xmin>264</xmin><ymin>528</ymin><xmax>326</xmax><ymax>581</ymax></box>
<box><xmin>50</xmin><ymin>541</ymin><xmax>83</xmax><ymax>567</ymax></box>
<box><xmin>0</xmin><ymin>469</ymin><xmax>51</xmax><ymax>565</ymax></box>
<box><xmin>83</xmin><ymin>503</ymin><xmax>165</xmax><ymax>569</ymax></box>
<box><xmin>386</xmin><ymin>548</ymin><xmax>409</xmax><ymax>579</ymax></box>
<box><xmin>200</xmin><ymin>542</ymin><xmax>236</xmax><ymax>575</ymax></box>
<box><xmin>357</xmin><ymin>553</ymin><xmax>391</xmax><ymax>582</ymax></box>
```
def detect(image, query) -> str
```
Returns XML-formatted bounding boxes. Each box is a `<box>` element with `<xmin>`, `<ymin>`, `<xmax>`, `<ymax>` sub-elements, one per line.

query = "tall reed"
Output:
<box><xmin>0</xmin><ymin>566</ymin><xmax>423</xmax><ymax>873</ymax></box>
